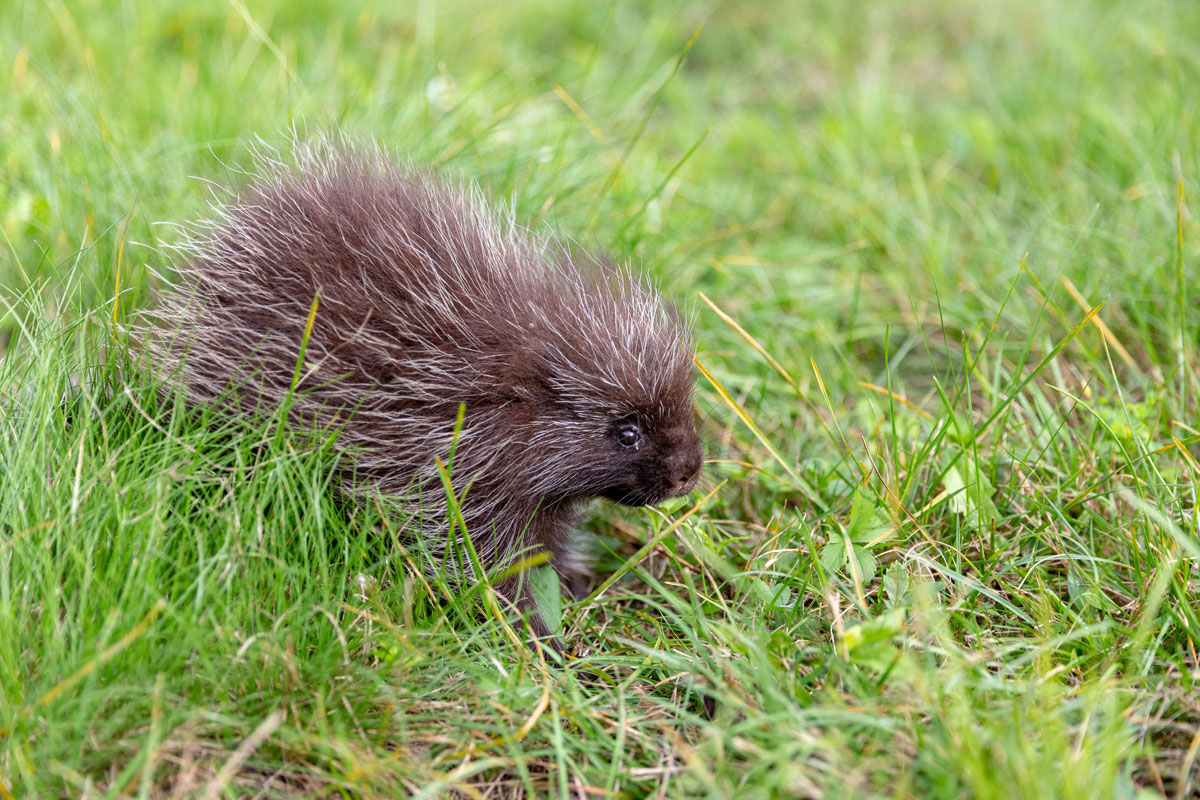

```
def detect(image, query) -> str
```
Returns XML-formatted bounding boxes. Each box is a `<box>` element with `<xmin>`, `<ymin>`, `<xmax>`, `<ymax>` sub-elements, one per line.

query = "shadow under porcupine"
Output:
<box><xmin>144</xmin><ymin>141</ymin><xmax>703</xmax><ymax>650</ymax></box>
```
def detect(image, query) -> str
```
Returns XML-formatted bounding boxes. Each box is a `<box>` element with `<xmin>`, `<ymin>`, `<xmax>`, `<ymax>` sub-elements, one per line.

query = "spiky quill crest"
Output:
<box><xmin>147</xmin><ymin>141</ymin><xmax>700</xmax><ymax>636</ymax></box>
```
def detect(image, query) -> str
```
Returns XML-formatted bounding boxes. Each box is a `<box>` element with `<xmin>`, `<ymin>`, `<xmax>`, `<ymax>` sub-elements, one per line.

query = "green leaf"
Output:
<box><xmin>945</xmin><ymin>465</ymin><xmax>969</xmax><ymax>515</ymax></box>
<box><xmin>819</xmin><ymin>538</ymin><xmax>848</xmax><ymax>572</ymax></box>
<box><xmin>944</xmin><ymin>455</ymin><xmax>999</xmax><ymax>528</ymax></box>
<box><xmin>529</xmin><ymin>566</ymin><xmax>563</xmax><ymax>635</ymax></box>
<box><xmin>842</xmin><ymin>608</ymin><xmax>906</xmax><ymax>671</ymax></box>
<box><xmin>819</xmin><ymin>488</ymin><xmax>890</xmax><ymax>583</ymax></box>
<box><xmin>972</xmin><ymin>467</ymin><xmax>1000</xmax><ymax>526</ymax></box>
<box><xmin>749</xmin><ymin>577</ymin><xmax>794</xmax><ymax>609</ymax></box>
<box><xmin>851</xmin><ymin>544</ymin><xmax>878</xmax><ymax>584</ymax></box>
<box><xmin>883</xmin><ymin>562</ymin><xmax>910</xmax><ymax>608</ymax></box>
<box><xmin>845</xmin><ymin>485</ymin><xmax>891</xmax><ymax>544</ymax></box>
<box><xmin>657</xmin><ymin>494</ymin><xmax>692</xmax><ymax>514</ymax></box>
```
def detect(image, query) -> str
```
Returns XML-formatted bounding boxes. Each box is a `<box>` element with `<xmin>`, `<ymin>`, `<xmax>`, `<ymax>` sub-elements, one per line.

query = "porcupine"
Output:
<box><xmin>146</xmin><ymin>142</ymin><xmax>703</xmax><ymax>647</ymax></box>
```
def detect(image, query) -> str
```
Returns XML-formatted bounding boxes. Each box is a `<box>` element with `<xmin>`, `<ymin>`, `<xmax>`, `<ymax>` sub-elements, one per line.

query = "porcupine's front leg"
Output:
<box><xmin>537</xmin><ymin>505</ymin><xmax>595</xmax><ymax>601</ymax></box>
<box><xmin>550</xmin><ymin>540</ymin><xmax>595</xmax><ymax>601</ymax></box>
<box><xmin>489</xmin><ymin>504</ymin><xmax>589</xmax><ymax>653</ymax></box>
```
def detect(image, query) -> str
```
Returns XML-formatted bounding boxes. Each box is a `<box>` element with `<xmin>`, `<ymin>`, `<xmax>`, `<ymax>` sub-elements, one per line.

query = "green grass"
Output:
<box><xmin>2</xmin><ymin>0</ymin><xmax>1200</xmax><ymax>796</ymax></box>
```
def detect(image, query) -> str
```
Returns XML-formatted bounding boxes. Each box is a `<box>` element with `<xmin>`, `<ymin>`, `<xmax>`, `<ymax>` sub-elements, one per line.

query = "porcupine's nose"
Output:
<box><xmin>668</xmin><ymin>442</ymin><xmax>703</xmax><ymax>496</ymax></box>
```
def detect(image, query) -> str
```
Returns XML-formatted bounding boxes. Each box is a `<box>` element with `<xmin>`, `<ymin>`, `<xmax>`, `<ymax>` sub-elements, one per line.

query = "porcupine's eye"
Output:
<box><xmin>615</xmin><ymin>421</ymin><xmax>641</xmax><ymax>448</ymax></box>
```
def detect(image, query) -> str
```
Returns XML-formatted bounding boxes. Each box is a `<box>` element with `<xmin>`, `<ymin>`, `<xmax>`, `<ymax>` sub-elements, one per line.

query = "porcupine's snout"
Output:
<box><xmin>664</xmin><ymin>425</ymin><xmax>704</xmax><ymax>498</ymax></box>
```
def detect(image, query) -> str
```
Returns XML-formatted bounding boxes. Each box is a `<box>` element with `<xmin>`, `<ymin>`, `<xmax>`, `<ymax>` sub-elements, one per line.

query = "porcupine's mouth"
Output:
<box><xmin>606</xmin><ymin>489</ymin><xmax>666</xmax><ymax>508</ymax></box>
<box><xmin>675</xmin><ymin>470</ymin><xmax>701</xmax><ymax>497</ymax></box>
<box><xmin>603</xmin><ymin>473</ymin><xmax>699</xmax><ymax>508</ymax></box>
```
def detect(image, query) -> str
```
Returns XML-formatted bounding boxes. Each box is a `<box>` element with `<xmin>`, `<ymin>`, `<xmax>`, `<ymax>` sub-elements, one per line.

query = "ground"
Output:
<box><xmin>1</xmin><ymin>0</ymin><xmax>1199</xmax><ymax>797</ymax></box>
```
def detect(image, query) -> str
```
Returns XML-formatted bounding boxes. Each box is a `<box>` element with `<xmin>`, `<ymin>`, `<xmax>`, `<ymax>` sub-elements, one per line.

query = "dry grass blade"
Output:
<box><xmin>695</xmin><ymin>357</ymin><xmax>822</xmax><ymax>504</ymax></box>
<box><xmin>698</xmin><ymin>291</ymin><xmax>805</xmax><ymax>398</ymax></box>
<box><xmin>199</xmin><ymin>710</ymin><xmax>286</xmax><ymax>800</ymax></box>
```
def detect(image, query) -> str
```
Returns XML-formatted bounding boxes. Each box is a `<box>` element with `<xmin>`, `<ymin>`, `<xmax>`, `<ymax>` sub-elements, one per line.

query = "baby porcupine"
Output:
<box><xmin>148</xmin><ymin>143</ymin><xmax>703</xmax><ymax>645</ymax></box>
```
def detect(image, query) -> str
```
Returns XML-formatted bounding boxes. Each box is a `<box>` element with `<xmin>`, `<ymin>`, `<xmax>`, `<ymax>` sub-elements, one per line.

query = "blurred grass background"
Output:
<box><xmin>2</xmin><ymin>0</ymin><xmax>1199</xmax><ymax>797</ymax></box>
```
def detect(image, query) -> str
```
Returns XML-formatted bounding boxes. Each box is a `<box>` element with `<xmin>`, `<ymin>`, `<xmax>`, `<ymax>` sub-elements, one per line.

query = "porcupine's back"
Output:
<box><xmin>148</xmin><ymin>145</ymin><xmax>698</xmax><ymax>576</ymax></box>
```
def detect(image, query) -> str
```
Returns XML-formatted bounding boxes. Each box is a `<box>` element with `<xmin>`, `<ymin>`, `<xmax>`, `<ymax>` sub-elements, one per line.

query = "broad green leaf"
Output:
<box><xmin>529</xmin><ymin>566</ymin><xmax>563</xmax><ymax>635</ymax></box>
<box><xmin>845</xmin><ymin>485</ymin><xmax>891</xmax><ymax>544</ymax></box>
<box><xmin>945</xmin><ymin>456</ymin><xmax>999</xmax><ymax>528</ymax></box>
<box><xmin>842</xmin><ymin>608</ymin><xmax>906</xmax><ymax>671</ymax></box>
<box><xmin>883</xmin><ymin>562</ymin><xmax>910</xmax><ymax>608</ymax></box>
<box><xmin>819</xmin><ymin>538</ymin><xmax>848</xmax><ymax>572</ymax></box>
<box><xmin>851</xmin><ymin>544</ymin><xmax>878</xmax><ymax>584</ymax></box>
<box><xmin>945</xmin><ymin>465</ymin><xmax>969</xmax><ymax>515</ymax></box>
